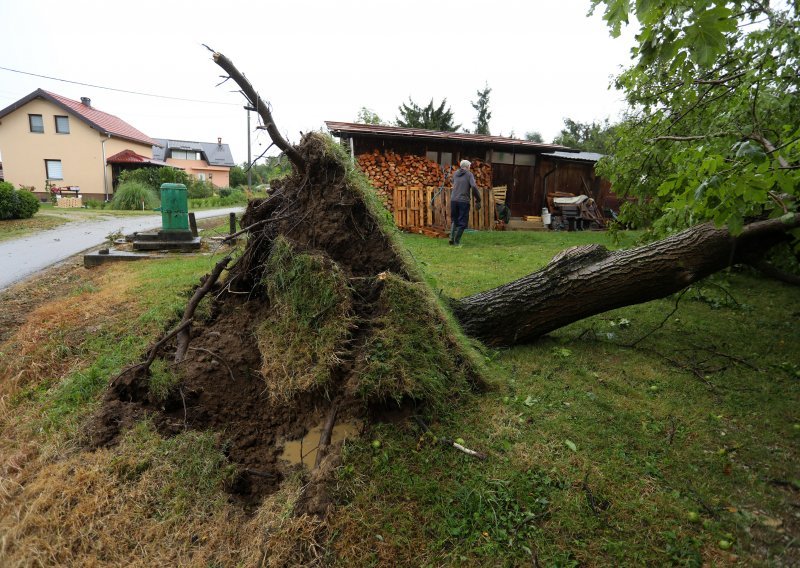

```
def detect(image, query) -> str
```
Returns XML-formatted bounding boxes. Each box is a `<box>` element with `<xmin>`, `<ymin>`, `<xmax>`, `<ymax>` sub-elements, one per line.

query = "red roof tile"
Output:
<box><xmin>43</xmin><ymin>90</ymin><xmax>156</xmax><ymax>146</ymax></box>
<box><xmin>0</xmin><ymin>89</ymin><xmax>156</xmax><ymax>147</ymax></box>
<box><xmin>105</xmin><ymin>149</ymin><xmax>171</xmax><ymax>166</ymax></box>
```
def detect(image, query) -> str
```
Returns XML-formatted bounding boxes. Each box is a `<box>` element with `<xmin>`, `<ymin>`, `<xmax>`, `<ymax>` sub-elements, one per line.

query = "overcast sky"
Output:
<box><xmin>0</xmin><ymin>0</ymin><xmax>636</xmax><ymax>165</ymax></box>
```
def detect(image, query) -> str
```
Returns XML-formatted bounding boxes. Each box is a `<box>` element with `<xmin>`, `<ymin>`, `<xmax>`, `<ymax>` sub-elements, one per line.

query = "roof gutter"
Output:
<box><xmin>102</xmin><ymin>134</ymin><xmax>111</xmax><ymax>201</ymax></box>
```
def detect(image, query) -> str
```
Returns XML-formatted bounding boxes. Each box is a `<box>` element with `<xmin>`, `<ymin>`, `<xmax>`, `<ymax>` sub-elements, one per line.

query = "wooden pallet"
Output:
<box><xmin>56</xmin><ymin>197</ymin><xmax>83</xmax><ymax>208</ymax></box>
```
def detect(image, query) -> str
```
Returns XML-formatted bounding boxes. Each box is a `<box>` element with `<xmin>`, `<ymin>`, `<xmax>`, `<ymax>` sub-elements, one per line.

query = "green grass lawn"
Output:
<box><xmin>1</xmin><ymin>228</ymin><xmax>796</xmax><ymax>566</ymax></box>
<box><xmin>327</xmin><ymin>230</ymin><xmax>800</xmax><ymax>566</ymax></box>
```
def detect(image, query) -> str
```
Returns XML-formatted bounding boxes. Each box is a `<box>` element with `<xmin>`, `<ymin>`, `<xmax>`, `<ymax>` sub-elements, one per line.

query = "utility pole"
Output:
<box><xmin>244</xmin><ymin>105</ymin><xmax>255</xmax><ymax>188</ymax></box>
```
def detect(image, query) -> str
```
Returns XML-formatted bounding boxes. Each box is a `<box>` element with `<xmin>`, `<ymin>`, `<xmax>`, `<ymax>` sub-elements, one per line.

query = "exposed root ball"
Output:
<box><xmin>92</xmin><ymin>131</ymin><xmax>483</xmax><ymax>511</ymax></box>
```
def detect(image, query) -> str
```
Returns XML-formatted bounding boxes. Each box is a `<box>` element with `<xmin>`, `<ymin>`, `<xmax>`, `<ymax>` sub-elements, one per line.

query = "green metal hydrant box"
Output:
<box><xmin>158</xmin><ymin>183</ymin><xmax>190</xmax><ymax>232</ymax></box>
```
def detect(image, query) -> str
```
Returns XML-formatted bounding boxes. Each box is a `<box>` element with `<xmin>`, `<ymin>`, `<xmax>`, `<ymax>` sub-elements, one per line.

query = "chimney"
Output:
<box><xmin>80</xmin><ymin>97</ymin><xmax>91</xmax><ymax>107</ymax></box>
<box><xmin>217</xmin><ymin>137</ymin><xmax>222</xmax><ymax>145</ymax></box>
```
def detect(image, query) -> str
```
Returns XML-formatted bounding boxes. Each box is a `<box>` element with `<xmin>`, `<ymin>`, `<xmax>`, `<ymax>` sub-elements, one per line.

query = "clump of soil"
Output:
<box><xmin>90</xmin><ymin>132</ymin><xmax>479</xmax><ymax>512</ymax></box>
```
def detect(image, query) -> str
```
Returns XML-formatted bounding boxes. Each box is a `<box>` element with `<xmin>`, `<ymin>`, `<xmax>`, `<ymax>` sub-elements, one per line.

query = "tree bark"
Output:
<box><xmin>453</xmin><ymin>214</ymin><xmax>800</xmax><ymax>346</ymax></box>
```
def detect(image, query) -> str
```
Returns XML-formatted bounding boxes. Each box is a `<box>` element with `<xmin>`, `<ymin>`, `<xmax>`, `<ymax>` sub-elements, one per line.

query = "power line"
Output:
<box><xmin>0</xmin><ymin>65</ymin><xmax>240</xmax><ymax>106</ymax></box>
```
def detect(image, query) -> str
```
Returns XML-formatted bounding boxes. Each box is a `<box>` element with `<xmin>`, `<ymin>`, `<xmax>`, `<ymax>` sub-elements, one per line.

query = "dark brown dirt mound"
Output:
<box><xmin>89</xmin><ymin>133</ymin><xmax>408</xmax><ymax>508</ymax></box>
<box><xmin>230</xmin><ymin>133</ymin><xmax>411</xmax><ymax>292</ymax></box>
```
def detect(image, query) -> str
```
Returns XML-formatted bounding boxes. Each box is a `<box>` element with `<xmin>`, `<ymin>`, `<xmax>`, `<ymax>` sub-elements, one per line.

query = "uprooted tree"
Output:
<box><xmin>96</xmin><ymin>20</ymin><xmax>796</xmax><ymax>515</ymax></box>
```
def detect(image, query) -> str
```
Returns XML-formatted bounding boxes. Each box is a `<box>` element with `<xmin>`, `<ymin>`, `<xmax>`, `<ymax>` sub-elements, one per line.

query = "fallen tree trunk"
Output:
<box><xmin>453</xmin><ymin>213</ymin><xmax>800</xmax><ymax>346</ymax></box>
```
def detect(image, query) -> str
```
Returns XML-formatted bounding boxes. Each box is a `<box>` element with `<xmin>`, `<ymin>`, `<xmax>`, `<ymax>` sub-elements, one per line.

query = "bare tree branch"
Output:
<box><xmin>209</xmin><ymin>50</ymin><xmax>306</xmax><ymax>172</ymax></box>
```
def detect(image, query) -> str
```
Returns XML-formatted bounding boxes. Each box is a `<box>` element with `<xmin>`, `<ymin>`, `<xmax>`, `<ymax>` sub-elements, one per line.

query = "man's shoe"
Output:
<box><xmin>448</xmin><ymin>240</ymin><xmax>454</xmax><ymax>245</ymax></box>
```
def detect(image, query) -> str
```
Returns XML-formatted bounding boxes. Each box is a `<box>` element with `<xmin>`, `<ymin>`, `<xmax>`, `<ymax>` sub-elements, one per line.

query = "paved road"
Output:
<box><xmin>0</xmin><ymin>208</ymin><xmax>243</xmax><ymax>290</ymax></box>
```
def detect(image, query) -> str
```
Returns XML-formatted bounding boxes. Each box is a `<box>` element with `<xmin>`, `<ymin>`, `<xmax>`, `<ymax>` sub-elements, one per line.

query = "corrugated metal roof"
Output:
<box><xmin>325</xmin><ymin>121</ymin><xmax>578</xmax><ymax>153</ymax></box>
<box><xmin>0</xmin><ymin>89</ymin><xmax>157</xmax><ymax>147</ymax></box>
<box><xmin>152</xmin><ymin>138</ymin><xmax>235</xmax><ymax>167</ymax></box>
<box><xmin>547</xmin><ymin>150</ymin><xmax>605</xmax><ymax>162</ymax></box>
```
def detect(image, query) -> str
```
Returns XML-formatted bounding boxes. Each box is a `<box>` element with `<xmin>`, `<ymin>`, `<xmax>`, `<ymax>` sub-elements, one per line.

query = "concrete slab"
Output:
<box><xmin>132</xmin><ymin>237</ymin><xmax>202</xmax><ymax>252</ymax></box>
<box><xmin>84</xmin><ymin>250</ymin><xmax>155</xmax><ymax>268</ymax></box>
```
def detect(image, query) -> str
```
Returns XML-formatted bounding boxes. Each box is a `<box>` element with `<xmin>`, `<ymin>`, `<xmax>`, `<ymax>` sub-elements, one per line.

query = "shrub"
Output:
<box><xmin>118</xmin><ymin>167</ymin><xmax>191</xmax><ymax>191</ymax></box>
<box><xmin>0</xmin><ymin>181</ymin><xmax>15</xmax><ymax>219</ymax></box>
<box><xmin>187</xmin><ymin>179</ymin><xmax>214</xmax><ymax>199</ymax></box>
<box><xmin>14</xmin><ymin>187</ymin><xmax>40</xmax><ymax>219</ymax></box>
<box><xmin>0</xmin><ymin>181</ymin><xmax>40</xmax><ymax>219</ymax></box>
<box><xmin>84</xmin><ymin>199</ymin><xmax>105</xmax><ymax>209</ymax></box>
<box><xmin>109</xmin><ymin>181</ymin><xmax>160</xmax><ymax>210</ymax></box>
<box><xmin>188</xmin><ymin>189</ymin><xmax>247</xmax><ymax>209</ymax></box>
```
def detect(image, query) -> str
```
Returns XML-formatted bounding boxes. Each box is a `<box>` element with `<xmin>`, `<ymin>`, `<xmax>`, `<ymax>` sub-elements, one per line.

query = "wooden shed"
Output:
<box><xmin>325</xmin><ymin>122</ymin><xmax>613</xmax><ymax>226</ymax></box>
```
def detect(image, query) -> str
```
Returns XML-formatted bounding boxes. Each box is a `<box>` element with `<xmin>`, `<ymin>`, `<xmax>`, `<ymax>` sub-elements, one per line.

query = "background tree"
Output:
<box><xmin>355</xmin><ymin>107</ymin><xmax>384</xmax><ymax>125</ymax></box>
<box><xmin>396</xmin><ymin>97</ymin><xmax>461</xmax><ymax>131</ymax></box>
<box><xmin>470</xmin><ymin>83</ymin><xmax>492</xmax><ymax>135</ymax></box>
<box><xmin>591</xmin><ymin>0</ymin><xmax>799</xmax><ymax>243</ymax></box>
<box><xmin>249</xmin><ymin>155</ymin><xmax>292</xmax><ymax>185</ymax></box>
<box><xmin>525</xmin><ymin>131</ymin><xmax>544</xmax><ymax>143</ymax></box>
<box><xmin>553</xmin><ymin>118</ymin><xmax>617</xmax><ymax>154</ymax></box>
<box><xmin>228</xmin><ymin>164</ymin><xmax>247</xmax><ymax>187</ymax></box>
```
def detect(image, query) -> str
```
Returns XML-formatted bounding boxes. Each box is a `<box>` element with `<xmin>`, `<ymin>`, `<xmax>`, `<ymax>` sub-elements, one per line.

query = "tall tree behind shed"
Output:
<box><xmin>396</xmin><ymin>97</ymin><xmax>460</xmax><ymax>131</ymax></box>
<box><xmin>471</xmin><ymin>83</ymin><xmax>492</xmax><ymax>135</ymax></box>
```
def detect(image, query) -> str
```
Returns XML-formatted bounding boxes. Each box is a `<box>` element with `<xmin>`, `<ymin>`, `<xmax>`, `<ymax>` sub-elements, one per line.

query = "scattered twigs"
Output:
<box><xmin>624</xmin><ymin>289</ymin><xmax>688</xmax><ymax>348</ymax></box>
<box><xmin>188</xmin><ymin>347</ymin><xmax>235</xmax><ymax>381</ymax></box>
<box><xmin>314</xmin><ymin>404</ymin><xmax>338</xmax><ymax>469</ymax></box>
<box><xmin>666</xmin><ymin>416</ymin><xmax>678</xmax><ymax>445</ymax></box>
<box><xmin>207</xmin><ymin>48</ymin><xmax>305</xmax><ymax>172</ymax></box>
<box><xmin>413</xmin><ymin>416</ymin><xmax>488</xmax><ymax>460</ymax></box>
<box><xmin>175</xmin><ymin>255</ymin><xmax>231</xmax><ymax>363</ymax></box>
<box><xmin>646</xmin><ymin>347</ymin><xmax>719</xmax><ymax>392</ymax></box>
<box><xmin>581</xmin><ymin>472</ymin><xmax>611</xmax><ymax>516</ymax></box>
<box><xmin>689</xmin><ymin>344</ymin><xmax>762</xmax><ymax>372</ymax></box>
<box><xmin>442</xmin><ymin>438</ymin><xmax>488</xmax><ymax>460</ymax></box>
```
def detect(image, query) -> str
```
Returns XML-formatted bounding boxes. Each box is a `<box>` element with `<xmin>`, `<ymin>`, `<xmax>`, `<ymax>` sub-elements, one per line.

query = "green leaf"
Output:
<box><xmin>683</xmin><ymin>7</ymin><xmax>732</xmax><ymax>67</ymax></box>
<box><xmin>565</xmin><ymin>440</ymin><xmax>578</xmax><ymax>452</ymax></box>
<box><xmin>603</xmin><ymin>0</ymin><xmax>631</xmax><ymax>37</ymax></box>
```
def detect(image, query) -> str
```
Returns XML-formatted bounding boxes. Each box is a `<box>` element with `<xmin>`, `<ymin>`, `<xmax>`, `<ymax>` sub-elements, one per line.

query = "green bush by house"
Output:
<box><xmin>0</xmin><ymin>181</ymin><xmax>40</xmax><ymax>220</ymax></box>
<box><xmin>109</xmin><ymin>181</ymin><xmax>160</xmax><ymax>211</ymax></box>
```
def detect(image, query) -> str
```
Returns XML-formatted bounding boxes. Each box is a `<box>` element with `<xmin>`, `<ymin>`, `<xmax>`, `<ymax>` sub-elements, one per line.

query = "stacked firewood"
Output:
<box><xmin>357</xmin><ymin>151</ymin><xmax>441</xmax><ymax>209</ymax></box>
<box><xmin>356</xmin><ymin>150</ymin><xmax>492</xmax><ymax>211</ymax></box>
<box><xmin>446</xmin><ymin>160</ymin><xmax>492</xmax><ymax>192</ymax></box>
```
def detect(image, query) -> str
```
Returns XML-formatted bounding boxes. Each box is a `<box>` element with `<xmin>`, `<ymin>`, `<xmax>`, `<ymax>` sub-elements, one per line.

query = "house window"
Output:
<box><xmin>426</xmin><ymin>150</ymin><xmax>438</xmax><ymax>163</ymax></box>
<box><xmin>440</xmin><ymin>152</ymin><xmax>453</xmax><ymax>168</ymax></box>
<box><xmin>493</xmin><ymin>151</ymin><xmax>515</xmax><ymax>165</ymax></box>
<box><xmin>171</xmin><ymin>150</ymin><xmax>200</xmax><ymax>160</ymax></box>
<box><xmin>515</xmin><ymin>153</ymin><xmax>536</xmax><ymax>167</ymax></box>
<box><xmin>45</xmin><ymin>159</ymin><xmax>63</xmax><ymax>180</ymax></box>
<box><xmin>55</xmin><ymin>116</ymin><xmax>70</xmax><ymax>134</ymax></box>
<box><xmin>196</xmin><ymin>173</ymin><xmax>206</xmax><ymax>181</ymax></box>
<box><xmin>29</xmin><ymin>114</ymin><xmax>44</xmax><ymax>133</ymax></box>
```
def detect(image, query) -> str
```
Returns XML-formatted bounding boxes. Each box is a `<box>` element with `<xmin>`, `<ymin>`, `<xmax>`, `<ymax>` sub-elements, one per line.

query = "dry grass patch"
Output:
<box><xmin>0</xmin><ymin>267</ymin><xmax>136</xmax><ymax>403</ymax></box>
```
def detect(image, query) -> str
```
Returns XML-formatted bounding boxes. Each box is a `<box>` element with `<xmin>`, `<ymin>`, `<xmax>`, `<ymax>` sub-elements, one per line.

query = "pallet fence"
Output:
<box><xmin>393</xmin><ymin>186</ymin><xmax>498</xmax><ymax>232</ymax></box>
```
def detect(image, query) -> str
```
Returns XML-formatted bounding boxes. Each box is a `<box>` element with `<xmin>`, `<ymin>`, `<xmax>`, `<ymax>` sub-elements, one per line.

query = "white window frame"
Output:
<box><xmin>29</xmin><ymin>114</ymin><xmax>44</xmax><ymax>133</ymax></box>
<box><xmin>55</xmin><ymin>115</ymin><xmax>70</xmax><ymax>134</ymax></box>
<box><xmin>45</xmin><ymin>159</ymin><xmax>63</xmax><ymax>180</ymax></box>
